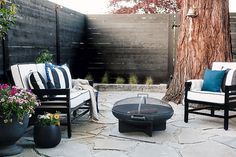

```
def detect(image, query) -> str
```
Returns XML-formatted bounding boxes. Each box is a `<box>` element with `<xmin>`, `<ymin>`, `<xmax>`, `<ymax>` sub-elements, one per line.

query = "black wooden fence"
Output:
<box><xmin>0</xmin><ymin>0</ymin><xmax>86</xmax><ymax>81</ymax></box>
<box><xmin>0</xmin><ymin>0</ymin><xmax>236</xmax><ymax>84</ymax></box>
<box><xmin>82</xmin><ymin>14</ymin><xmax>175</xmax><ymax>83</ymax></box>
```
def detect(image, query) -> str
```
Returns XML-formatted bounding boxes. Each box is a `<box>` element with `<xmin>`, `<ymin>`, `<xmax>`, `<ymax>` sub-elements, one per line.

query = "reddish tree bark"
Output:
<box><xmin>163</xmin><ymin>0</ymin><xmax>232</xmax><ymax>104</ymax></box>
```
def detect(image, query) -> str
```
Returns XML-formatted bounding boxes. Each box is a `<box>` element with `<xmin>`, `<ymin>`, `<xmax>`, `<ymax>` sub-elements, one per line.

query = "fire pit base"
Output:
<box><xmin>119</xmin><ymin>120</ymin><xmax>166</xmax><ymax>137</ymax></box>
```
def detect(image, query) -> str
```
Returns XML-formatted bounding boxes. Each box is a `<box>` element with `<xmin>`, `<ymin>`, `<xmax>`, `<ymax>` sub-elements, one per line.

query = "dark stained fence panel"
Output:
<box><xmin>84</xmin><ymin>14</ymin><xmax>172</xmax><ymax>83</ymax></box>
<box><xmin>7</xmin><ymin>0</ymin><xmax>57</xmax><ymax>66</ymax></box>
<box><xmin>58</xmin><ymin>7</ymin><xmax>86</xmax><ymax>78</ymax></box>
<box><xmin>0</xmin><ymin>0</ymin><xmax>86</xmax><ymax>81</ymax></box>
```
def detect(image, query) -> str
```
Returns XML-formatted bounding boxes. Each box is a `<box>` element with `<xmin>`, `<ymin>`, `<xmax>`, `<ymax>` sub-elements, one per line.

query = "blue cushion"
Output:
<box><xmin>201</xmin><ymin>69</ymin><xmax>225</xmax><ymax>92</ymax></box>
<box><xmin>45</xmin><ymin>63</ymin><xmax>56</xmax><ymax>89</ymax></box>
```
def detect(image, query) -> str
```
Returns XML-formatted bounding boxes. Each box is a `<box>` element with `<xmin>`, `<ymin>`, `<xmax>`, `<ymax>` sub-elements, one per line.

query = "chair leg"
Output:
<box><xmin>96</xmin><ymin>92</ymin><xmax>99</xmax><ymax>113</ymax></box>
<box><xmin>211</xmin><ymin>107</ymin><xmax>215</xmax><ymax>116</ymax></box>
<box><xmin>224</xmin><ymin>105</ymin><xmax>229</xmax><ymax>130</ymax></box>
<box><xmin>184</xmin><ymin>100</ymin><xmax>189</xmax><ymax>123</ymax></box>
<box><xmin>67</xmin><ymin>109</ymin><xmax>72</xmax><ymax>138</ymax></box>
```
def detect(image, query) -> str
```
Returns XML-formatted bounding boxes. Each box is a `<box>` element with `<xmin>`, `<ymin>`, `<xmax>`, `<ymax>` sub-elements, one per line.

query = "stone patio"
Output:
<box><xmin>14</xmin><ymin>91</ymin><xmax>236</xmax><ymax>157</ymax></box>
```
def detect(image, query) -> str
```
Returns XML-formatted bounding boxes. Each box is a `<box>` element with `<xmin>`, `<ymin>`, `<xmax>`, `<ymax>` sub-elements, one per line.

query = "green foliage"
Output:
<box><xmin>35</xmin><ymin>49</ymin><xmax>54</xmax><ymax>63</ymax></box>
<box><xmin>115</xmin><ymin>76</ymin><xmax>125</xmax><ymax>84</ymax></box>
<box><xmin>101</xmin><ymin>72</ymin><xmax>109</xmax><ymax>83</ymax></box>
<box><xmin>129</xmin><ymin>73</ymin><xmax>138</xmax><ymax>84</ymax></box>
<box><xmin>145</xmin><ymin>76</ymin><xmax>153</xmax><ymax>85</ymax></box>
<box><xmin>85</xmin><ymin>73</ymin><xmax>93</xmax><ymax>80</ymax></box>
<box><xmin>0</xmin><ymin>0</ymin><xmax>17</xmax><ymax>39</ymax></box>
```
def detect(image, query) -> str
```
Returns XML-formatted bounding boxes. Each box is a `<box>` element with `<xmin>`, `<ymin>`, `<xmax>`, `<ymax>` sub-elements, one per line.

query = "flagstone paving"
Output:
<box><xmin>13</xmin><ymin>91</ymin><xmax>236</xmax><ymax>157</ymax></box>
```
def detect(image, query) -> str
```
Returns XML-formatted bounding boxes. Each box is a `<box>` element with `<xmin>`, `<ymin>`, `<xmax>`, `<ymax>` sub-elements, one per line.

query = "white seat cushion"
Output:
<box><xmin>187</xmin><ymin>91</ymin><xmax>225</xmax><ymax>104</ymax></box>
<box><xmin>70</xmin><ymin>90</ymin><xmax>90</xmax><ymax>108</ymax></box>
<box><xmin>45</xmin><ymin>90</ymin><xmax>90</xmax><ymax>108</ymax></box>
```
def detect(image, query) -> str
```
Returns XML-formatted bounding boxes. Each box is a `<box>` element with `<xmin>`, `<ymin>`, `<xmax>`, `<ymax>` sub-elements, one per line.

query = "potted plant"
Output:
<box><xmin>35</xmin><ymin>49</ymin><xmax>54</xmax><ymax>63</ymax></box>
<box><xmin>34</xmin><ymin>112</ymin><xmax>61</xmax><ymax>148</ymax></box>
<box><xmin>0</xmin><ymin>84</ymin><xmax>39</xmax><ymax>156</ymax></box>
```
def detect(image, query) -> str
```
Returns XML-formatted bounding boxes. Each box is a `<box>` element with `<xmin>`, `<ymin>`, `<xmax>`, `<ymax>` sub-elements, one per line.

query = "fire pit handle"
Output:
<box><xmin>137</xmin><ymin>93</ymin><xmax>149</xmax><ymax>98</ymax></box>
<box><xmin>131</xmin><ymin>115</ymin><xmax>146</xmax><ymax>121</ymax></box>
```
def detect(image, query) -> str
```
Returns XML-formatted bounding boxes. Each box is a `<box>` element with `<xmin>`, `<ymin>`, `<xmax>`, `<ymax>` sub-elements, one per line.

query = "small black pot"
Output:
<box><xmin>34</xmin><ymin>125</ymin><xmax>61</xmax><ymax>148</ymax></box>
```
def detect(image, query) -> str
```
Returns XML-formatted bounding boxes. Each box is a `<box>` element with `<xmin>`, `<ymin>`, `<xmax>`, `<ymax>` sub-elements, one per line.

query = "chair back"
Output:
<box><xmin>11</xmin><ymin>63</ymin><xmax>46</xmax><ymax>89</ymax></box>
<box><xmin>212</xmin><ymin>62</ymin><xmax>236</xmax><ymax>70</ymax></box>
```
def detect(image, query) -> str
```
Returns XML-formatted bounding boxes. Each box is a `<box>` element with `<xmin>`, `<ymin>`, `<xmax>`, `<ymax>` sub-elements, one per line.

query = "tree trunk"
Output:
<box><xmin>163</xmin><ymin>0</ymin><xmax>232</xmax><ymax>104</ymax></box>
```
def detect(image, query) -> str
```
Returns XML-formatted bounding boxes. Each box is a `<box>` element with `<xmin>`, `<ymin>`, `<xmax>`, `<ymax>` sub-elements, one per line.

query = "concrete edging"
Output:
<box><xmin>94</xmin><ymin>83</ymin><xmax>167</xmax><ymax>93</ymax></box>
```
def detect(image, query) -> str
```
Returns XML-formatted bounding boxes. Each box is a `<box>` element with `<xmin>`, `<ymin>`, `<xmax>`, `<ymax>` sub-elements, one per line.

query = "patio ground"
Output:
<box><xmin>15</xmin><ymin>91</ymin><xmax>236</xmax><ymax>157</ymax></box>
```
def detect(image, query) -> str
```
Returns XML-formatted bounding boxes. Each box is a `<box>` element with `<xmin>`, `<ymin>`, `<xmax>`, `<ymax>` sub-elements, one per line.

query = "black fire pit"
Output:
<box><xmin>112</xmin><ymin>94</ymin><xmax>174</xmax><ymax>136</ymax></box>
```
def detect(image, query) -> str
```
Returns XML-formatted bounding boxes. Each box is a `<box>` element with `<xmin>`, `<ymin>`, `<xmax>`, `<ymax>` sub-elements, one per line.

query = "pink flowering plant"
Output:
<box><xmin>0</xmin><ymin>84</ymin><xmax>39</xmax><ymax>124</ymax></box>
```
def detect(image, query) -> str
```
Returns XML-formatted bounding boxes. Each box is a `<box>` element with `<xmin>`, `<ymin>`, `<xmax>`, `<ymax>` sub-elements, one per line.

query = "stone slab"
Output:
<box><xmin>94</xmin><ymin>150</ymin><xmax>129</xmax><ymax>157</ymax></box>
<box><xmin>180</xmin><ymin>141</ymin><xmax>236</xmax><ymax>157</ymax></box>
<box><xmin>178</xmin><ymin>128</ymin><xmax>209</xmax><ymax>144</ymax></box>
<box><xmin>36</xmin><ymin>141</ymin><xmax>92</xmax><ymax>157</ymax></box>
<box><xmin>213</xmin><ymin>136</ymin><xmax>236</xmax><ymax>149</ymax></box>
<box><xmin>131</xmin><ymin>143</ymin><xmax>179</xmax><ymax>157</ymax></box>
<box><xmin>94</xmin><ymin>138</ymin><xmax>136</xmax><ymax>151</ymax></box>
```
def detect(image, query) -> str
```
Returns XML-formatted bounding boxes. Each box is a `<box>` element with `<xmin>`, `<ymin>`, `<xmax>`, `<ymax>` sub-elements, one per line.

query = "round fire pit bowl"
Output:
<box><xmin>112</xmin><ymin>94</ymin><xmax>174</xmax><ymax>136</ymax></box>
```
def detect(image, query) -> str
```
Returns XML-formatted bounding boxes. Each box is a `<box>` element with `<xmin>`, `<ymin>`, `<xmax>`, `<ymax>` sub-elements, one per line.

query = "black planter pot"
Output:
<box><xmin>0</xmin><ymin>116</ymin><xmax>29</xmax><ymax>156</ymax></box>
<box><xmin>34</xmin><ymin>125</ymin><xmax>61</xmax><ymax>148</ymax></box>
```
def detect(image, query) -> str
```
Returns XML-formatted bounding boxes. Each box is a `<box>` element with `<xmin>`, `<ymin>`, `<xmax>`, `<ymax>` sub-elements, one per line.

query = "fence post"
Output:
<box><xmin>55</xmin><ymin>5</ymin><xmax>60</xmax><ymax>65</ymax></box>
<box><xmin>2</xmin><ymin>36</ymin><xmax>9</xmax><ymax>83</ymax></box>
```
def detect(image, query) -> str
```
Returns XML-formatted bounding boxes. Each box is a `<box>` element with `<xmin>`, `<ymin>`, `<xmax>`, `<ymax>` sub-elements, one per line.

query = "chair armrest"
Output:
<box><xmin>185</xmin><ymin>82</ymin><xmax>192</xmax><ymax>92</ymax></box>
<box><xmin>186</xmin><ymin>79</ymin><xmax>203</xmax><ymax>91</ymax></box>
<box><xmin>224</xmin><ymin>85</ymin><xmax>236</xmax><ymax>105</ymax></box>
<box><xmin>88</xmin><ymin>80</ymin><xmax>94</xmax><ymax>86</ymax></box>
<box><xmin>225</xmin><ymin>85</ymin><xmax>236</xmax><ymax>94</ymax></box>
<box><xmin>32</xmin><ymin>89</ymin><xmax>70</xmax><ymax>101</ymax></box>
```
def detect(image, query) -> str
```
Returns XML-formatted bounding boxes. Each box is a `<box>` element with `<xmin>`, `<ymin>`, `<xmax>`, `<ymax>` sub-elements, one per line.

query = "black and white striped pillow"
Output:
<box><xmin>46</xmin><ymin>63</ymin><xmax>72</xmax><ymax>89</ymax></box>
<box><xmin>224</xmin><ymin>69</ymin><xmax>236</xmax><ymax>87</ymax></box>
<box><xmin>28</xmin><ymin>71</ymin><xmax>48</xmax><ymax>90</ymax></box>
<box><xmin>220</xmin><ymin>69</ymin><xmax>236</xmax><ymax>92</ymax></box>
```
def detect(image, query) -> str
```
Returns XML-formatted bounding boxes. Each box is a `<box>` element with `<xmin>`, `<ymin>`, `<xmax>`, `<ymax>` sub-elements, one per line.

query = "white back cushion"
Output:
<box><xmin>11</xmin><ymin>63</ymin><xmax>46</xmax><ymax>89</ymax></box>
<box><xmin>212</xmin><ymin>62</ymin><xmax>236</xmax><ymax>70</ymax></box>
<box><xmin>212</xmin><ymin>62</ymin><xmax>236</xmax><ymax>90</ymax></box>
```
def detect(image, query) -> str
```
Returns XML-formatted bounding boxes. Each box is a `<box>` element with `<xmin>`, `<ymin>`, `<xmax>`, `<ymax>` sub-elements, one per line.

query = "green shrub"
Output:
<box><xmin>85</xmin><ymin>73</ymin><xmax>93</xmax><ymax>80</ymax></box>
<box><xmin>145</xmin><ymin>76</ymin><xmax>153</xmax><ymax>85</ymax></box>
<box><xmin>101</xmin><ymin>72</ymin><xmax>109</xmax><ymax>83</ymax></box>
<box><xmin>129</xmin><ymin>74</ymin><xmax>138</xmax><ymax>84</ymax></box>
<box><xmin>115</xmin><ymin>77</ymin><xmax>125</xmax><ymax>84</ymax></box>
<box><xmin>35</xmin><ymin>49</ymin><xmax>54</xmax><ymax>63</ymax></box>
<box><xmin>0</xmin><ymin>1</ymin><xmax>17</xmax><ymax>39</ymax></box>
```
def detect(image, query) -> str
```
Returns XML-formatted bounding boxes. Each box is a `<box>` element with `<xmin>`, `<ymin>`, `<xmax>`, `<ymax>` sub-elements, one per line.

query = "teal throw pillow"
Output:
<box><xmin>201</xmin><ymin>69</ymin><xmax>225</xmax><ymax>92</ymax></box>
